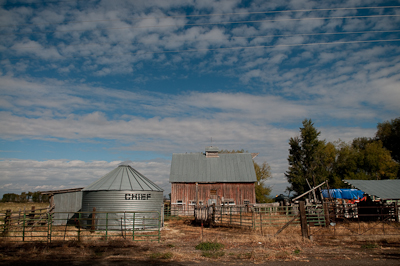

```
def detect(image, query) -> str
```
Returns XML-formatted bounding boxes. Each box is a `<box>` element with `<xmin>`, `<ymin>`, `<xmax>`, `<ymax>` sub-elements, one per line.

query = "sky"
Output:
<box><xmin>0</xmin><ymin>0</ymin><xmax>399</xmax><ymax>199</ymax></box>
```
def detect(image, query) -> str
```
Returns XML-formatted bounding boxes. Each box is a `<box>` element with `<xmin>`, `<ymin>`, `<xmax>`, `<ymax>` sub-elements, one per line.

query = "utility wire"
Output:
<box><xmin>0</xmin><ymin>5</ymin><xmax>399</xmax><ymax>27</ymax></box>
<box><xmin>1</xmin><ymin>14</ymin><xmax>399</xmax><ymax>36</ymax></box>
<box><xmin>5</xmin><ymin>38</ymin><xmax>400</xmax><ymax>61</ymax></box>
<box><xmin>5</xmin><ymin>30</ymin><xmax>400</xmax><ymax>50</ymax></box>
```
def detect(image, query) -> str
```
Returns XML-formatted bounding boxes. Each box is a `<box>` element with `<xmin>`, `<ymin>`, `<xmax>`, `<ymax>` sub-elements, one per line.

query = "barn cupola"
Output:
<box><xmin>205</xmin><ymin>146</ymin><xmax>219</xmax><ymax>158</ymax></box>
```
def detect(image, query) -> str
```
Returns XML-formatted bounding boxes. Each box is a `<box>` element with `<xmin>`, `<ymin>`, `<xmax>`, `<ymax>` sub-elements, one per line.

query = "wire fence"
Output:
<box><xmin>0</xmin><ymin>210</ymin><xmax>161</xmax><ymax>243</ymax></box>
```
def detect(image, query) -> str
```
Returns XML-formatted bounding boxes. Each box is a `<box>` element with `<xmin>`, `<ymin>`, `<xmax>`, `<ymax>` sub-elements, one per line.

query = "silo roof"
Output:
<box><xmin>83</xmin><ymin>165</ymin><xmax>163</xmax><ymax>192</ymax></box>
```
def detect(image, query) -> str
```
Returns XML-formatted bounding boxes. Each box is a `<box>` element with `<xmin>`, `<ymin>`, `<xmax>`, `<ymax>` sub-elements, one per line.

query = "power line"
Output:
<box><xmin>5</xmin><ymin>38</ymin><xmax>400</xmax><ymax>61</ymax></box>
<box><xmin>1</xmin><ymin>5</ymin><xmax>399</xmax><ymax>27</ymax></box>
<box><xmin>1</xmin><ymin>14</ymin><xmax>399</xmax><ymax>36</ymax></box>
<box><xmin>5</xmin><ymin>30</ymin><xmax>400</xmax><ymax>50</ymax></box>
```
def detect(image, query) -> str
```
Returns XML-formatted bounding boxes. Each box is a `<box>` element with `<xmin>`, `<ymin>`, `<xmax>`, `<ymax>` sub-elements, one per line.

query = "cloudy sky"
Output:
<box><xmin>0</xmin><ymin>0</ymin><xmax>399</xmax><ymax>199</ymax></box>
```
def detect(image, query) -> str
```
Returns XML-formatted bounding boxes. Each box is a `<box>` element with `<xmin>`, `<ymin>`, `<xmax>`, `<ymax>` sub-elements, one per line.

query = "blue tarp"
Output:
<box><xmin>322</xmin><ymin>189</ymin><xmax>364</xmax><ymax>199</ymax></box>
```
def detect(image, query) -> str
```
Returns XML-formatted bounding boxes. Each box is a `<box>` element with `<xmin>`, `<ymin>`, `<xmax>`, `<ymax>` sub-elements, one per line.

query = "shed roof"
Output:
<box><xmin>83</xmin><ymin>165</ymin><xmax>163</xmax><ymax>192</ymax></box>
<box><xmin>169</xmin><ymin>152</ymin><xmax>257</xmax><ymax>183</ymax></box>
<box><xmin>343</xmin><ymin>179</ymin><xmax>400</xmax><ymax>200</ymax></box>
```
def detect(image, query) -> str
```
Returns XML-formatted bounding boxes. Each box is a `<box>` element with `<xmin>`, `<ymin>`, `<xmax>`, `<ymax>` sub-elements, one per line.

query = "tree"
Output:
<box><xmin>327</xmin><ymin>138</ymin><xmax>398</xmax><ymax>183</ymax></box>
<box><xmin>254</xmin><ymin>161</ymin><xmax>272</xmax><ymax>203</ymax></box>
<box><xmin>285</xmin><ymin>119</ymin><xmax>326</xmax><ymax>196</ymax></box>
<box><xmin>376</xmin><ymin>117</ymin><xmax>400</xmax><ymax>163</ymax></box>
<box><xmin>220</xmin><ymin>149</ymin><xmax>272</xmax><ymax>202</ymax></box>
<box><xmin>1</xmin><ymin>193</ymin><xmax>19</xmax><ymax>202</ymax></box>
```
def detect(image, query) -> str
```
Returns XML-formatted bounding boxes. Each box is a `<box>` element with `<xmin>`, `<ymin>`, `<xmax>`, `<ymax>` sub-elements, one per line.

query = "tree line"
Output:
<box><xmin>1</xmin><ymin>191</ymin><xmax>49</xmax><ymax>203</ymax></box>
<box><xmin>286</xmin><ymin>117</ymin><xmax>400</xmax><ymax>197</ymax></box>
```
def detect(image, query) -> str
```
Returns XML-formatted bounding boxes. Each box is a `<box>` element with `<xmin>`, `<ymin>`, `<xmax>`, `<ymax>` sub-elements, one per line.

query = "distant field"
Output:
<box><xmin>0</xmin><ymin>202</ymin><xmax>49</xmax><ymax>212</ymax></box>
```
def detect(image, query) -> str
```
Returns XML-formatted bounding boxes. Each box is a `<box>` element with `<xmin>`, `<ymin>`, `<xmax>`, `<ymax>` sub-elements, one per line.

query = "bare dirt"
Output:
<box><xmin>0</xmin><ymin>217</ymin><xmax>399</xmax><ymax>265</ymax></box>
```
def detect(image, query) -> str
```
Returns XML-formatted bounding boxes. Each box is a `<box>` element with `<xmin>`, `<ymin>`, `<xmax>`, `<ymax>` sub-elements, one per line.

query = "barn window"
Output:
<box><xmin>243</xmin><ymin>200</ymin><xmax>250</xmax><ymax>205</ymax></box>
<box><xmin>189</xmin><ymin>200</ymin><xmax>196</xmax><ymax>205</ymax></box>
<box><xmin>222</xmin><ymin>199</ymin><xmax>235</xmax><ymax>205</ymax></box>
<box><xmin>176</xmin><ymin>200</ymin><xmax>183</xmax><ymax>205</ymax></box>
<box><xmin>199</xmin><ymin>200</ymin><xmax>203</xmax><ymax>205</ymax></box>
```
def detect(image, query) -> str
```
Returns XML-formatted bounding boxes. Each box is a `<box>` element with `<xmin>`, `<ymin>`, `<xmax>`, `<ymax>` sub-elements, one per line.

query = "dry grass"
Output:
<box><xmin>0</xmin><ymin>216</ymin><xmax>399</xmax><ymax>264</ymax></box>
<box><xmin>0</xmin><ymin>202</ymin><xmax>49</xmax><ymax>213</ymax></box>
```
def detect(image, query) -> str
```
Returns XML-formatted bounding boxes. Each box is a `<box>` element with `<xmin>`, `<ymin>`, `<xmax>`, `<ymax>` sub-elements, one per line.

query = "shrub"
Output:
<box><xmin>195</xmin><ymin>241</ymin><xmax>224</xmax><ymax>251</ymax></box>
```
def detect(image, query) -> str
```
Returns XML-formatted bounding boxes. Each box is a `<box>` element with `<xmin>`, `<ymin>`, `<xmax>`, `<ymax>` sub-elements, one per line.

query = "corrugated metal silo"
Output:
<box><xmin>81</xmin><ymin>165</ymin><xmax>163</xmax><ymax>230</ymax></box>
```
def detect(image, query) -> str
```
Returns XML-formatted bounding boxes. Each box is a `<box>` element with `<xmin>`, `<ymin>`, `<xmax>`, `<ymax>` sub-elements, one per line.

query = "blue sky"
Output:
<box><xmin>1</xmin><ymin>0</ymin><xmax>399</xmax><ymax>198</ymax></box>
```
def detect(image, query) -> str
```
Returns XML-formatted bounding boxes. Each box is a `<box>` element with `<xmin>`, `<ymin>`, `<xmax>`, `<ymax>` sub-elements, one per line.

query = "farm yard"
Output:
<box><xmin>1</xmin><ymin>203</ymin><xmax>400</xmax><ymax>265</ymax></box>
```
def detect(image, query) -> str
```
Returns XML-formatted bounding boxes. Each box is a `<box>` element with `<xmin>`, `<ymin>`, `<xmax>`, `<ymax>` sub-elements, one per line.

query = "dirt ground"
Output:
<box><xmin>0</xmin><ymin>217</ymin><xmax>399</xmax><ymax>265</ymax></box>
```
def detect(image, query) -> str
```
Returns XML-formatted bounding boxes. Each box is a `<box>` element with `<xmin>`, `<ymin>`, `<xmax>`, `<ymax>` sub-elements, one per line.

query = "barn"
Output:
<box><xmin>169</xmin><ymin>147</ymin><xmax>257</xmax><ymax>213</ymax></box>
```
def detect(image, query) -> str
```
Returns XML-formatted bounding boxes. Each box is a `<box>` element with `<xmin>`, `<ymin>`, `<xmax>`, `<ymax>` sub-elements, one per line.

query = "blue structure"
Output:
<box><xmin>322</xmin><ymin>189</ymin><xmax>364</xmax><ymax>200</ymax></box>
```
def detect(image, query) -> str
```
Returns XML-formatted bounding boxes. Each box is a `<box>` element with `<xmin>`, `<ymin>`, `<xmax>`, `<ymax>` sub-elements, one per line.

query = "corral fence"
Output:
<box><xmin>193</xmin><ymin>201</ymin><xmax>400</xmax><ymax>238</ymax></box>
<box><xmin>164</xmin><ymin>204</ymin><xmax>195</xmax><ymax>217</ymax></box>
<box><xmin>193</xmin><ymin>204</ymin><xmax>303</xmax><ymax>234</ymax></box>
<box><xmin>0</xmin><ymin>209</ymin><xmax>161</xmax><ymax>243</ymax></box>
<box><xmin>309</xmin><ymin>201</ymin><xmax>400</xmax><ymax>239</ymax></box>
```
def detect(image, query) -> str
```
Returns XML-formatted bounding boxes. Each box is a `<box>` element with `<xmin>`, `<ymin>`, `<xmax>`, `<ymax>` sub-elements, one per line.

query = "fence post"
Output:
<box><xmin>28</xmin><ymin>206</ymin><xmax>35</xmax><ymax>226</ymax></box>
<box><xmin>230</xmin><ymin>207</ymin><xmax>232</xmax><ymax>226</ymax></box>
<box><xmin>132</xmin><ymin>213</ymin><xmax>135</xmax><ymax>241</ymax></box>
<box><xmin>212</xmin><ymin>203</ymin><xmax>216</xmax><ymax>224</ymax></box>
<box><xmin>240</xmin><ymin>207</ymin><xmax>242</xmax><ymax>227</ymax></box>
<box><xmin>91</xmin><ymin>207</ymin><xmax>96</xmax><ymax>233</ymax></box>
<box><xmin>323</xmin><ymin>202</ymin><xmax>329</xmax><ymax>227</ymax></box>
<box><xmin>22</xmin><ymin>212</ymin><xmax>26</xmax><ymax>241</ymax></box>
<box><xmin>77</xmin><ymin>212</ymin><xmax>81</xmax><ymax>241</ymax></box>
<box><xmin>252</xmin><ymin>208</ymin><xmax>255</xmax><ymax>230</ymax></box>
<box><xmin>299</xmin><ymin>201</ymin><xmax>309</xmax><ymax>239</ymax></box>
<box><xmin>395</xmin><ymin>202</ymin><xmax>399</xmax><ymax>222</ymax></box>
<box><xmin>3</xmin><ymin>209</ymin><xmax>11</xmax><ymax>235</ymax></box>
<box><xmin>105</xmin><ymin>212</ymin><xmax>108</xmax><ymax>240</ymax></box>
<box><xmin>47</xmin><ymin>212</ymin><xmax>52</xmax><ymax>244</ymax></box>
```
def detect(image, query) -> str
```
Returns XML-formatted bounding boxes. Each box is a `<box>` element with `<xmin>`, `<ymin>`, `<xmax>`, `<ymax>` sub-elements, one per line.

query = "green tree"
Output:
<box><xmin>32</xmin><ymin>191</ymin><xmax>42</xmax><ymax>202</ymax></box>
<box><xmin>285</xmin><ymin>119</ymin><xmax>326</xmax><ymax>196</ymax></box>
<box><xmin>254</xmin><ymin>161</ymin><xmax>272</xmax><ymax>203</ymax></box>
<box><xmin>331</xmin><ymin>138</ymin><xmax>398</xmax><ymax>182</ymax></box>
<box><xmin>376</xmin><ymin>117</ymin><xmax>400</xmax><ymax>163</ymax></box>
<box><xmin>1</xmin><ymin>193</ymin><xmax>19</xmax><ymax>202</ymax></box>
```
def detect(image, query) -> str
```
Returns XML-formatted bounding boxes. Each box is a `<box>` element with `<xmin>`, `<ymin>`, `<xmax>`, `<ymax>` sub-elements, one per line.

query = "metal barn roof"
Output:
<box><xmin>169</xmin><ymin>152</ymin><xmax>257</xmax><ymax>183</ymax></box>
<box><xmin>83</xmin><ymin>165</ymin><xmax>163</xmax><ymax>192</ymax></box>
<box><xmin>343</xmin><ymin>179</ymin><xmax>400</xmax><ymax>200</ymax></box>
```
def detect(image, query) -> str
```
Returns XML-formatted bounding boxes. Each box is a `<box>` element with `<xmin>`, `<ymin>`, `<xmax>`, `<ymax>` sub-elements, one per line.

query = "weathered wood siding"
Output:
<box><xmin>171</xmin><ymin>182</ymin><xmax>256</xmax><ymax>206</ymax></box>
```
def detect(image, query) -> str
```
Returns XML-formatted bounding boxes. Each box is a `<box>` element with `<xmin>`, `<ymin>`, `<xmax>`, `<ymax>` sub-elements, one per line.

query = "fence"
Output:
<box><xmin>309</xmin><ymin>202</ymin><xmax>400</xmax><ymax>239</ymax></box>
<box><xmin>193</xmin><ymin>205</ymin><xmax>302</xmax><ymax>233</ymax></box>
<box><xmin>0</xmin><ymin>209</ymin><xmax>161</xmax><ymax>243</ymax></box>
<box><xmin>164</xmin><ymin>204</ymin><xmax>195</xmax><ymax>217</ymax></box>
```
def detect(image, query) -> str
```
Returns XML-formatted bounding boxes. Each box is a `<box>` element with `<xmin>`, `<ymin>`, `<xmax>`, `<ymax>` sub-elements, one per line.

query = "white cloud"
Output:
<box><xmin>0</xmin><ymin>159</ymin><xmax>171</xmax><ymax>197</ymax></box>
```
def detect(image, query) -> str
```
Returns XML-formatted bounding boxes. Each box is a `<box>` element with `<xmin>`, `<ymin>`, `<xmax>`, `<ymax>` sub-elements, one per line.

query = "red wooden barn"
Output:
<box><xmin>169</xmin><ymin>147</ymin><xmax>257</xmax><ymax>212</ymax></box>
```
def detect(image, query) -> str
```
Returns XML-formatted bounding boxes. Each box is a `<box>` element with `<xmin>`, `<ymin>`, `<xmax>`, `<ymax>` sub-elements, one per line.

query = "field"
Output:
<box><xmin>0</xmin><ymin>203</ymin><xmax>400</xmax><ymax>265</ymax></box>
<box><xmin>0</xmin><ymin>202</ymin><xmax>49</xmax><ymax>213</ymax></box>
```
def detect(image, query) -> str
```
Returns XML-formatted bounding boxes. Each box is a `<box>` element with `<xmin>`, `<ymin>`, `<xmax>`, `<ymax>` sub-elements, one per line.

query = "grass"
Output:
<box><xmin>361</xmin><ymin>243</ymin><xmax>379</xmax><ymax>249</ymax></box>
<box><xmin>201</xmin><ymin>251</ymin><xmax>225</xmax><ymax>258</ymax></box>
<box><xmin>0</xmin><ymin>202</ymin><xmax>49</xmax><ymax>213</ymax></box>
<box><xmin>1</xmin><ymin>210</ymin><xmax>399</xmax><ymax>263</ymax></box>
<box><xmin>149</xmin><ymin>252</ymin><xmax>173</xmax><ymax>259</ymax></box>
<box><xmin>195</xmin><ymin>241</ymin><xmax>225</xmax><ymax>259</ymax></box>
<box><xmin>195</xmin><ymin>241</ymin><xmax>224</xmax><ymax>251</ymax></box>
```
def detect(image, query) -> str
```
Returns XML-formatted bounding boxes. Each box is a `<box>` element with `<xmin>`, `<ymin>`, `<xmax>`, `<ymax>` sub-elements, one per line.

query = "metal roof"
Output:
<box><xmin>343</xmin><ymin>179</ymin><xmax>400</xmax><ymax>200</ymax></box>
<box><xmin>169</xmin><ymin>152</ymin><xmax>257</xmax><ymax>183</ymax></box>
<box><xmin>83</xmin><ymin>165</ymin><xmax>163</xmax><ymax>192</ymax></box>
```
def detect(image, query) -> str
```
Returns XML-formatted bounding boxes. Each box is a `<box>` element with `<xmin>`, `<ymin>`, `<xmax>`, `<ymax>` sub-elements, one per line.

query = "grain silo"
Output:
<box><xmin>81</xmin><ymin>165</ymin><xmax>164</xmax><ymax>230</ymax></box>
